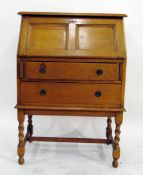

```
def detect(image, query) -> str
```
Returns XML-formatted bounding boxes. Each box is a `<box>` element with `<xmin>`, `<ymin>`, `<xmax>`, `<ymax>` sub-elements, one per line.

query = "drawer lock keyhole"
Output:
<box><xmin>39</xmin><ymin>63</ymin><xmax>46</xmax><ymax>74</ymax></box>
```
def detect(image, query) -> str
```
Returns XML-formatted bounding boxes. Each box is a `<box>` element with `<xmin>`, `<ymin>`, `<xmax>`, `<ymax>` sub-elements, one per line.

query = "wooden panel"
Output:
<box><xmin>25</xmin><ymin>61</ymin><xmax>119</xmax><ymax>81</ymax></box>
<box><xmin>19</xmin><ymin>82</ymin><xmax>122</xmax><ymax>106</ymax></box>
<box><xmin>73</xmin><ymin>18</ymin><xmax>126</xmax><ymax>58</ymax></box>
<box><xmin>18</xmin><ymin>17</ymin><xmax>126</xmax><ymax>58</ymax></box>
<box><xmin>18</xmin><ymin>17</ymin><xmax>70</xmax><ymax>56</ymax></box>
<box><xmin>76</xmin><ymin>24</ymin><xmax>115</xmax><ymax>51</ymax></box>
<box><xmin>74</xmin><ymin>18</ymin><xmax>125</xmax><ymax>58</ymax></box>
<box><xmin>27</xmin><ymin>23</ymin><xmax>68</xmax><ymax>51</ymax></box>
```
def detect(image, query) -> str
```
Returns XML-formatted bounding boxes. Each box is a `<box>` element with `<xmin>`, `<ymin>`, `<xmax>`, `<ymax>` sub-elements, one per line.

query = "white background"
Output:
<box><xmin>0</xmin><ymin>0</ymin><xmax>143</xmax><ymax>174</ymax></box>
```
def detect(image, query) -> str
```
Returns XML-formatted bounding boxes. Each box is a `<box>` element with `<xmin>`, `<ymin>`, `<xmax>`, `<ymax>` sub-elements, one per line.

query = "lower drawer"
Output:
<box><xmin>19</xmin><ymin>82</ymin><xmax>122</xmax><ymax>106</ymax></box>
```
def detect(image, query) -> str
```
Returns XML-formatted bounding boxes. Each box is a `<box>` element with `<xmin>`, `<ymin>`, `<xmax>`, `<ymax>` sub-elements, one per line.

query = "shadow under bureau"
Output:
<box><xmin>15</xmin><ymin>12</ymin><xmax>127</xmax><ymax>168</ymax></box>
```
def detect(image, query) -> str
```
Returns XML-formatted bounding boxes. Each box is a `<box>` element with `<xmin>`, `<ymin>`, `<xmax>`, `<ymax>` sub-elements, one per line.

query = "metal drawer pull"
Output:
<box><xmin>95</xmin><ymin>91</ymin><xmax>102</xmax><ymax>97</ymax></box>
<box><xmin>39</xmin><ymin>63</ymin><xmax>46</xmax><ymax>74</ymax></box>
<box><xmin>96</xmin><ymin>69</ymin><xmax>103</xmax><ymax>75</ymax></box>
<box><xmin>40</xmin><ymin>89</ymin><xmax>46</xmax><ymax>96</ymax></box>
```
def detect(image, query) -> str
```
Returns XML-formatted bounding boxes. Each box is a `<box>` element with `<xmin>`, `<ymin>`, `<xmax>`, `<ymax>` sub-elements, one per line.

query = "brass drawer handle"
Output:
<box><xmin>40</xmin><ymin>89</ymin><xmax>46</xmax><ymax>96</ymax></box>
<box><xmin>96</xmin><ymin>69</ymin><xmax>103</xmax><ymax>75</ymax></box>
<box><xmin>95</xmin><ymin>91</ymin><xmax>102</xmax><ymax>97</ymax></box>
<box><xmin>39</xmin><ymin>63</ymin><xmax>46</xmax><ymax>74</ymax></box>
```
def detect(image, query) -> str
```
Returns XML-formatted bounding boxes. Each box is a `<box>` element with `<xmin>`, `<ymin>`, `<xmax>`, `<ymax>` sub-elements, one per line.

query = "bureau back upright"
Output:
<box><xmin>16</xmin><ymin>12</ymin><xmax>127</xmax><ymax>168</ymax></box>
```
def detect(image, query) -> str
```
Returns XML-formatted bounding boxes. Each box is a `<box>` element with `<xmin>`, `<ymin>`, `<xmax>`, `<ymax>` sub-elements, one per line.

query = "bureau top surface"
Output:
<box><xmin>18</xmin><ymin>11</ymin><xmax>127</xmax><ymax>18</ymax></box>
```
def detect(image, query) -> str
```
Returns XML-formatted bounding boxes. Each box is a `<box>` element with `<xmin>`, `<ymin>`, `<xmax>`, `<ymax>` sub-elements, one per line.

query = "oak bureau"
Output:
<box><xmin>15</xmin><ymin>12</ymin><xmax>127</xmax><ymax>168</ymax></box>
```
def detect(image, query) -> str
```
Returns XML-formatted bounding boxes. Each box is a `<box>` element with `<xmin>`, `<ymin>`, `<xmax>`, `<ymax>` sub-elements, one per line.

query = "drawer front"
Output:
<box><xmin>25</xmin><ymin>62</ymin><xmax>119</xmax><ymax>81</ymax></box>
<box><xmin>19</xmin><ymin>82</ymin><xmax>122</xmax><ymax>106</ymax></box>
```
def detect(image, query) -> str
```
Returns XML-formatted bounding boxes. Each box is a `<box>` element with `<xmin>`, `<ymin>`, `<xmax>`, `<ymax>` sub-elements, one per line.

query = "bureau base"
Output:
<box><xmin>17</xmin><ymin>108</ymin><xmax>123</xmax><ymax>168</ymax></box>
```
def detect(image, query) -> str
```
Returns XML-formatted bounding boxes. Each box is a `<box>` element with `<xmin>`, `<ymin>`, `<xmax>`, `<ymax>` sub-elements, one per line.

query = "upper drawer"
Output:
<box><xmin>24</xmin><ymin>61</ymin><xmax>119</xmax><ymax>81</ymax></box>
<box><xmin>18</xmin><ymin>17</ymin><xmax>126</xmax><ymax>58</ymax></box>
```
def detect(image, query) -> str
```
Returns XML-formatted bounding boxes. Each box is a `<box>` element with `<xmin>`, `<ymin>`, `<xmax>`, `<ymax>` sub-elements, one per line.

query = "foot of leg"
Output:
<box><xmin>112</xmin><ymin>160</ymin><xmax>118</xmax><ymax>168</ymax></box>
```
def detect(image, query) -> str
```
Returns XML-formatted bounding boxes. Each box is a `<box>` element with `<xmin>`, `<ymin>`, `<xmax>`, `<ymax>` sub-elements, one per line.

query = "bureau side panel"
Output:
<box><xmin>120</xmin><ymin>19</ymin><xmax>127</xmax><ymax>107</ymax></box>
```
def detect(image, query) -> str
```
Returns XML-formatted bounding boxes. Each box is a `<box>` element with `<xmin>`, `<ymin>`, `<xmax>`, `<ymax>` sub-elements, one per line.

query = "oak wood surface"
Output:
<box><xmin>15</xmin><ymin>105</ymin><xmax>125</xmax><ymax>111</ymax></box>
<box><xmin>20</xmin><ymin>57</ymin><xmax>124</xmax><ymax>62</ymax></box>
<box><xmin>112</xmin><ymin>112</ymin><xmax>123</xmax><ymax>168</ymax></box>
<box><xmin>25</xmin><ymin>61</ymin><xmax>119</xmax><ymax>81</ymax></box>
<box><xmin>18</xmin><ymin>11</ymin><xmax>127</xmax><ymax>18</ymax></box>
<box><xmin>19</xmin><ymin>82</ymin><xmax>122</xmax><ymax>106</ymax></box>
<box><xmin>24</xmin><ymin>109</ymin><xmax>116</xmax><ymax>117</ymax></box>
<box><xmin>17</xmin><ymin>109</ymin><xmax>25</xmax><ymax>165</ymax></box>
<box><xmin>31</xmin><ymin>137</ymin><xmax>111</xmax><ymax>144</ymax></box>
<box><xmin>18</xmin><ymin>17</ymin><xmax>126</xmax><ymax>58</ymax></box>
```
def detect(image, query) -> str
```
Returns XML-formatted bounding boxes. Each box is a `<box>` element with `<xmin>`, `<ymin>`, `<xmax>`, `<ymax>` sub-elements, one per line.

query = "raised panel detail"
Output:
<box><xmin>18</xmin><ymin>17</ymin><xmax>126</xmax><ymax>58</ymax></box>
<box><xmin>76</xmin><ymin>24</ymin><xmax>117</xmax><ymax>54</ymax></box>
<box><xmin>27</xmin><ymin>24</ymin><xmax>68</xmax><ymax>52</ymax></box>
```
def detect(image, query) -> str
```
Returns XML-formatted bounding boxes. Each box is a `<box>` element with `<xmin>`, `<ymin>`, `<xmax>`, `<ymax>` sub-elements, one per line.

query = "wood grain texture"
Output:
<box><xmin>24</xmin><ymin>61</ymin><xmax>119</xmax><ymax>81</ymax></box>
<box><xmin>27</xmin><ymin>23</ymin><xmax>68</xmax><ymax>50</ymax></box>
<box><xmin>18</xmin><ymin>17</ymin><xmax>126</xmax><ymax>58</ymax></box>
<box><xmin>76</xmin><ymin>24</ymin><xmax>116</xmax><ymax>52</ymax></box>
<box><xmin>19</xmin><ymin>82</ymin><xmax>122</xmax><ymax>106</ymax></box>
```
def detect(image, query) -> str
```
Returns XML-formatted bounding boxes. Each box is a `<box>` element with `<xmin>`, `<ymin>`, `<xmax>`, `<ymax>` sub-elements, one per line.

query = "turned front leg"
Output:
<box><xmin>27</xmin><ymin>115</ymin><xmax>33</xmax><ymax>142</ymax></box>
<box><xmin>112</xmin><ymin>112</ymin><xmax>123</xmax><ymax>168</ymax></box>
<box><xmin>17</xmin><ymin>109</ymin><xmax>25</xmax><ymax>165</ymax></box>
